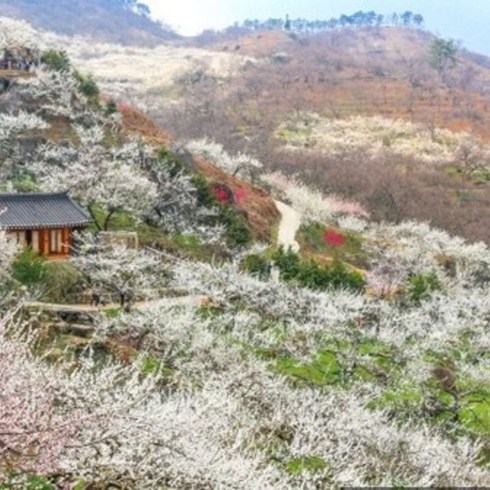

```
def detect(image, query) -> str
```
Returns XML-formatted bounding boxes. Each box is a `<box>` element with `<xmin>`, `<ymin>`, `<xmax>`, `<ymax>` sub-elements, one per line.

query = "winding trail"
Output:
<box><xmin>274</xmin><ymin>200</ymin><xmax>301</xmax><ymax>252</ymax></box>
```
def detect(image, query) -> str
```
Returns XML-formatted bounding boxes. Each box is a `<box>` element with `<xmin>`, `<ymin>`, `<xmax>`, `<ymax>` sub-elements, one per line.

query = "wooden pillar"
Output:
<box><xmin>42</xmin><ymin>229</ymin><xmax>50</xmax><ymax>256</ymax></box>
<box><xmin>62</xmin><ymin>228</ymin><xmax>70</xmax><ymax>256</ymax></box>
<box><xmin>37</xmin><ymin>229</ymin><xmax>43</xmax><ymax>255</ymax></box>
<box><xmin>32</xmin><ymin>230</ymin><xmax>40</xmax><ymax>254</ymax></box>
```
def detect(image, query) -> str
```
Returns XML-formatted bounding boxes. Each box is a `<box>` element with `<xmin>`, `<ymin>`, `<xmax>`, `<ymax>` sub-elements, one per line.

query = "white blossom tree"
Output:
<box><xmin>0</xmin><ymin>17</ymin><xmax>41</xmax><ymax>59</ymax></box>
<box><xmin>145</xmin><ymin>159</ymin><xmax>225</xmax><ymax>243</ymax></box>
<box><xmin>32</xmin><ymin>125</ymin><xmax>158</xmax><ymax>229</ymax></box>
<box><xmin>186</xmin><ymin>139</ymin><xmax>263</xmax><ymax>182</ymax></box>
<box><xmin>0</xmin><ymin>227</ymin><xmax>18</xmax><ymax>293</ymax></box>
<box><xmin>72</xmin><ymin>234</ymin><xmax>167</xmax><ymax>309</ymax></box>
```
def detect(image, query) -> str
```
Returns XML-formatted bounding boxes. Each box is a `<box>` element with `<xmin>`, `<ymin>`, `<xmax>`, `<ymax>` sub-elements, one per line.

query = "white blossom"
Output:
<box><xmin>186</xmin><ymin>139</ymin><xmax>263</xmax><ymax>181</ymax></box>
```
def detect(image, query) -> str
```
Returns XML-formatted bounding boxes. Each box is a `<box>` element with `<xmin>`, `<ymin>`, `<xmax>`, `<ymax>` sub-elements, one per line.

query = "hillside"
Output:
<box><xmin>0</xmin><ymin>0</ymin><xmax>177</xmax><ymax>45</ymax></box>
<box><xmin>3</xmin><ymin>27</ymin><xmax>490</xmax><ymax>489</ymax></box>
<box><xmin>63</xmin><ymin>25</ymin><xmax>490</xmax><ymax>244</ymax></box>
<box><xmin>5</xmin><ymin>18</ymin><xmax>490</xmax><ymax>243</ymax></box>
<box><xmin>191</xmin><ymin>27</ymin><xmax>490</xmax><ymax>141</ymax></box>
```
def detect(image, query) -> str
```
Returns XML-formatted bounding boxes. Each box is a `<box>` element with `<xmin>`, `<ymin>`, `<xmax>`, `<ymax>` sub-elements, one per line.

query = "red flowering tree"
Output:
<box><xmin>212</xmin><ymin>184</ymin><xmax>234</xmax><ymax>204</ymax></box>
<box><xmin>234</xmin><ymin>188</ymin><xmax>247</xmax><ymax>204</ymax></box>
<box><xmin>324</xmin><ymin>229</ymin><xmax>346</xmax><ymax>247</ymax></box>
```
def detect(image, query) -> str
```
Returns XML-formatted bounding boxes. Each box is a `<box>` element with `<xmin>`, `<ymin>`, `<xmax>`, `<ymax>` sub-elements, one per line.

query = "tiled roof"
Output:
<box><xmin>0</xmin><ymin>192</ymin><xmax>92</xmax><ymax>230</ymax></box>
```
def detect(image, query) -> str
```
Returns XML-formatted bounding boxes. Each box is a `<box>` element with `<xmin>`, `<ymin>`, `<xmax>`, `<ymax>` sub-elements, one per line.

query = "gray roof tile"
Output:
<box><xmin>0</xmin><ymin>192</ymin><xmax>92</xmax><ymax>230</ymax></box>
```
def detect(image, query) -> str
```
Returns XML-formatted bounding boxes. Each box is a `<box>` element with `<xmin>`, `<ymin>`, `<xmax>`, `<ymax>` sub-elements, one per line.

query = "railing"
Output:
<box><xmin>0</xmin><ymin>59</ymin><xmax>37</xmax><ymax>72</ymax></box>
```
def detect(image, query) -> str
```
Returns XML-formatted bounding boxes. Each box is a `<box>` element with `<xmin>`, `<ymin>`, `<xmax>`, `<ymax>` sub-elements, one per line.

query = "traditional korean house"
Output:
<box><xmin>1</xmin><ymin>47</ymin><xmax>38</xmax><ymax>71</ymax></box>
<box><xmin>0</xmin><ymin>192</ymin><xmax>92</xmax><ymax>259</ymax></box>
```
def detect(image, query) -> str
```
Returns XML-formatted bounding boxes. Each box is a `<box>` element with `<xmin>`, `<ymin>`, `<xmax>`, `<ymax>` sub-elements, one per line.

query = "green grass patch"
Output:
<box><xmin>298</xmin><ymin>222</ymin><xmax>369</xmax><ymax>268</ymax></box>
<box><xmin>196</xmin><ymin>305</ymin><xmax>224</xmax><ymax>320</ymax></box>
<box><xmin>137</xmin><ymin>354</ymin><xmax>174</xmax><ymax>377</ymax></box>
<box><xmin>444</xmin><ymin>164</ymin><xmax>463</xmax><ymax>176</ymax></box>
<box><xmin>367</xmin><ymin>386</ymin><xmax>424</xmax><ymax>415</ymax></box>
<box><xmin>172</xmin><ymin>233</ymin><xmax>213</xmax><ymax>260</ymax></box>
<box><xmin>357</xmin><ymin>338</ymin><xmax>400</xmax><ymax>370</ymax></box>
<box><xmin>0</xmin><ymin>475</ymin><xmax>55</xmax><ymax>490</ymax></box>
<box><xmin>459</xmin><ymin>392</ymin><xmax>490</xmax><ymax>436</ymax></box>
<box><xmin>278</xmin><ymin>128</ymin><xmax>312</xmax><ymax>142</ymax></box>
<box><xmin>286</xmin><ymin>455</ymin><xmax>328</xmax><ymax>476</ymax></box>
<box><xmin>272</xmin><ymin>247</ymin><xmax>365</xmax><ymax>292</ymax></box>
<box><xmin>274</xmin><ymin>350</ymin><xmax>343</xmax><ymax>387</ymax></box>
<box><xmin>103</xmin><ymin>307</ymin><xmax>122</xmax><ymax>319</ymax></box>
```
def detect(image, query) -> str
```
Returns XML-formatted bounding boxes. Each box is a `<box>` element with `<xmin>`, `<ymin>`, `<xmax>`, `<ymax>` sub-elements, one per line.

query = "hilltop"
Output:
<box><xmin>0</xmin><ymin>0</ymin><xmax>177</xmax><ymax>45</ymax></box>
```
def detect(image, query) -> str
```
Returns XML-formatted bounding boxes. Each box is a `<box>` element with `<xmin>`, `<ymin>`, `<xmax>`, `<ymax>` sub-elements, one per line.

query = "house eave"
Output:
<box><xmin>1</xmin><ymin>222</ymin><xmax>91</xmax><ymax>231</ymax></box>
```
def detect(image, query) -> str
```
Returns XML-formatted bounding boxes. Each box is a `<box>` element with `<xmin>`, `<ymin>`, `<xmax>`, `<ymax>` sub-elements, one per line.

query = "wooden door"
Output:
<box><xmin>32</xmin><ymin>230</ymin><xmax>41</xmax><ymax>254</ymax></box>
<box><xmin>61</xmin><ymin>228</ymin><xmax>70</xmax><ymax>255</ymax></box>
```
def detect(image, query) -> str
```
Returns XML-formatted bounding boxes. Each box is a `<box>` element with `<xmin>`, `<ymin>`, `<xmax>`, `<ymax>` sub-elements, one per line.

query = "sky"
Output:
<box><xmin>144</xmin><ymin>0</ymin><xmax>490</xmax><ymax>54</ymax></box>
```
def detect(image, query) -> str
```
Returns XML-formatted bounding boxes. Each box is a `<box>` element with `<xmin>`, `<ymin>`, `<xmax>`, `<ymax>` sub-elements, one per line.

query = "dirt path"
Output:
<box><xmin>25</xmin><ymin>295</ymin><xmax>210</xmax><ymax>315</ymax></box>
<box><xmin>274</xmin><ymin>200</ymin><xmax>301</xmax><ymax>252</ymax></box>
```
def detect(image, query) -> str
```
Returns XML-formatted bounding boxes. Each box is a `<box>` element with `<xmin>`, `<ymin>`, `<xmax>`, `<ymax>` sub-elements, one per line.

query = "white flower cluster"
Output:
<box><xmin>264</xmin><ymin>171</ymin><xmax>369</xmax><ymax>224</ymax></box>
<box><xmin>3</xmin><ymin>205</ymin><xmax>490</xmax><ymax>486</ymax></box>
<box><xmin>0</xmin><ymin>17</ymin><xmax>42</xmax><ymax>58</ymax></box>
<box><xmin>0</xmin><ymin>229</ymin><xmax>18</xmax><ymax>285</ymax></box>
<box><xmin>31</xmin><ymin>124</ymin><xmax>158</xmax><ymax>226</ymax></box>
<box><xmin>186</xmin><ymin>138</ymin><xmax>263</xmax><ymax>181</ymax></box>
<box><xmin>279</xmin><ymin>113</ymin><xmax>490</xmax><ymax>166</ymax></box>
<box><xmin>0</xmin><ymin>112</ymin><xmax>48</xmax><ymax>141</ymax></box>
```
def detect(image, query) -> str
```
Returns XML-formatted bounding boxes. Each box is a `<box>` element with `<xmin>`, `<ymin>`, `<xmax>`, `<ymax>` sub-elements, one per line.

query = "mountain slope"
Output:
<box><xmin>0</xmin><ymin>0</ymin><xmax>177</xmax><ymax>45</ymax></box>
<box><xmin>4</xmin><ymin>36</ymin><xmax>490</xmax><ymax>490</ymax></box>
<box><xmin>68</xmin><ymin>25</ymin><xmax>490</xmax><ymax>244</ymax></box>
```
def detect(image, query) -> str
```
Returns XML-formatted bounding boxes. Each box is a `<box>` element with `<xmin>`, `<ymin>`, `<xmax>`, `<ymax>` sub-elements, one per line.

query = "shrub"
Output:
<box><xmin>79</xmin><ymin>76</ymin><xmax>99</xmax><ymax>98</ymax></box>
<box><xmin>12</xmin><ymin>248</ymin><xmax>46</xmax><ymax>285</ymax></box>
<box><xmin>272</xmin><ymin>247</ymin><xmax>301</xmax><ymax>281</ymax></box>
<box><xmin>213</xmin><ymin>206</ymin><xmax>251</xmax><ymax>249</ymax></box>
<box><xmin>74</xmin><ymin>71</ymin><xmax>100</xmax><ymax>101</ymax></box>
<box><xmin>105</xmin><ymin>99</ymin><xmax>118</xmax><ymax>116</ymax></box>
<box><xmin>241</xmin><ymin>254</ymin><xmax>271</xmax><ymax>279</ymax></box>
<box><xmin>328</xmin><ymin>258</ymin><xmax>365</xmax><ymax>291</ymax></box>
<box><xmin>224</xmin><ymin>213</ymin><xmax>252</xmax><ymax>248</ymax></box>
<box><xmin>296</xmin><ymin>260</ymin><xmax>331</xmax><ymax>289</ymax></box>
<box><xmin>406</xmin><ymin>272</ymin><xmax>441</xmax><ymax>303</ymax></box>
<box><xmin>10</xmin><ymin>174</ymin><xmax>38</xmax><ymax>193</ymax></box>
<box><xmin>190</xmin><ymin>174</ymin><xmax>218</xmax><ymax>208</ymax></box>
<box><xmin>41</xmin><ymin>49</ymin><xmax>71</xmax><ymax>72</ymax></box>
<box><xmin>41</xmin><ymin>262</ymin><xmax>81</xmax><ymax>303</ymax></box>
<box><xmin>158</xmin><ymin>148</ymin><xmax>186</xmax><ymax>176</ymax></box>
<box><xmin>272</xmin><ymin>247</ymin><xmax>365</xmax><ymax>292</ymax></box>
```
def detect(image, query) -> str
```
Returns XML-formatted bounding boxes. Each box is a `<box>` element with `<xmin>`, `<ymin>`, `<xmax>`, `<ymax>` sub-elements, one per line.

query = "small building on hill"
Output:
<box><xmin>0</xmin><ymin>192</ymin><xmax>92</xmax><ymax>259</ymax></box>
<box><xmin>0</xmin><ymin>48</ymin><xmax>37</xmax><ymax>71</ymax></box>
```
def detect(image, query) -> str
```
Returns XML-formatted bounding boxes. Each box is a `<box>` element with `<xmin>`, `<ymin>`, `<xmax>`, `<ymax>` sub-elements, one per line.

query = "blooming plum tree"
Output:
<box><xmin>32</xmin><ymin>125</ymin><xmax>158</xmax><ymax>229</ymax></box>
<box><xmin>0</xmin><ymin>17</ymin><xmax>41</xmax><ymax>59</ymax></box>
<box><xmin>72</xmin><ymin>236</ymin><xmax>164</xmax><ymax>309</ymax></box>
<box><xmin>186</xmin><ymin>139</ymin><xmax>263</xmax><ymax>182</ymax></box>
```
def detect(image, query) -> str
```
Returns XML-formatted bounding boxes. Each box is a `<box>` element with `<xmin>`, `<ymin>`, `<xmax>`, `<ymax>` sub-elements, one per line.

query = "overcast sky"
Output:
<box><xmin>144</xmin><ymin>0</ymin><xmax>490</xmax><ymax>54</ymax></box>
